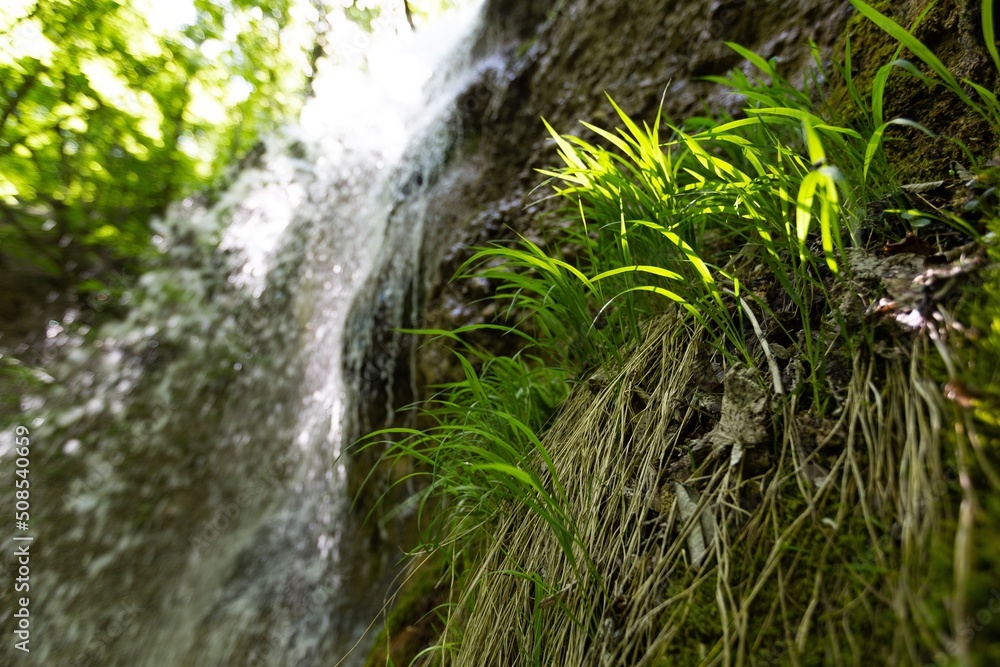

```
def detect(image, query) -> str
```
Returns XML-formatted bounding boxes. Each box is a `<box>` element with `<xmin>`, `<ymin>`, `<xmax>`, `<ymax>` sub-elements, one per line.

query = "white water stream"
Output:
<box><xmin>0</xmin><ymin>4</ymin><xmax>485</xmax><ymax>665</ymax></box>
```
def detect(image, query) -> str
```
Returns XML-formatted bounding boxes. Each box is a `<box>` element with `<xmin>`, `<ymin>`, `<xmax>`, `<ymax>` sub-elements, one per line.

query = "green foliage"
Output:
<box><xmin>357</xmin><ymin>345</ymin><xmax>579</xmax><ymax>568</ymax></box>
<box><xmin>343</xmin><ymin>1</ymin><xmax>383</xmax><ymax>32</ymax></box>
<box><xmin>0</xmin><ymin>354</ymin><xmax>52</xmax><ymax>422</ymax></box>
<box><xmin>399</xmin><ymin>0</ymin><xmax>466</xmax><ymax>28</ymax></box>
<box><xmin>340</xmin><ymin>1</ymin><xmax>465</xmax><ymax>33</ymax></box>
<box><xmin>484</xmin><ymin>57</ymin><xmax>883</xmax><ymax>408</ymax></box>
<box><xmin>0</xmin><ymin>0</ymin><xmax>309</xmax><ymax>285</ymax></box>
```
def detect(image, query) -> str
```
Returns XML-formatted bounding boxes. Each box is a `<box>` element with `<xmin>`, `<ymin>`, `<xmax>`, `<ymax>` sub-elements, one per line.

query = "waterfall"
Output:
<box><xmin>0</xmin><ymin>4</ymin><xmax>488</xmax><ymax>665</ymax></box>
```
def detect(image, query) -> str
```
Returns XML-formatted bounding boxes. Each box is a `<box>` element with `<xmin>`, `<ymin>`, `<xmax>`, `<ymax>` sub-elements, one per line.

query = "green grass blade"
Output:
<box><xmin>579</xmin><ymin>120</ymin><xmax>640</xmax><ymax>161</ymax></box>
<box><xmin>543</xmin><ymin>117</ymin><xmax>587</xmax><ymax>170</ymax></box>
<box><xmin>968</xmin><ymin>80</ymin><xmax>1000</xmax><ymax>126</ymax></box>
<box><xmin>802</xmin><ymin>118</ymin><xmax>827</xmax><ymax>166</ymax></box>
<box><xmin>796</xmin><ymin>170</ymin><xmax>821</xmax><ymax>248</ymax></box>
<box><xmin>863</xmin><ymin>123</ymin><xmax>889</xmax><ymax>183</ymax></box>
<box><xmin>871</xmin><ymin>62</ymin><xmax>893</xmax><ymax>126</ymax></box>
<box><xmin>984</xmin><ymin>0</ymin><xmax>1000</xmax><ymax>73</ymax></box>
<box><xmin>850</xmin><ymin>0</ymin><xmax>977</xmax><ymax>110</ymax></box>
<box><xmin>590</xmin><ymin>264</ymin><xmax>684</xmax><ymax>283</ymax></box>
<box><xmin>818</xmin><ymin>166</ymin><xmax>842</xmax><ymax>273</ymax></box>
<box><xmin>619</xmin><ymin>203</ymin><xmax>631</xmax><ymax>266</ymax></box>
<box><xmin>606</xmin><ymin>94</ymin><xmax>648</xmax><ymax>147</ymax></box>
<box><xmin>892</xmin><ymin>58</ymin><xmax>941</xmax><ymax>88</ymax></box>
<box><xmin>618</xmin><ymin>284</ymin><xmax>691</xmax><ymax>306</ymax></box>
<box><xmin>724</xmin><ymin>41</ymin><xmax>775</xmax><ymax>76</ymax></box>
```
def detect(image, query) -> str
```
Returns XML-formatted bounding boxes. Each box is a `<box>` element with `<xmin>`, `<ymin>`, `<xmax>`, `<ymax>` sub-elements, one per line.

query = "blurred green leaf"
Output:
<box><xmin>0</xmin><ymin>0</ymin><xmax>310</xmax><ymax>284</ymax></box>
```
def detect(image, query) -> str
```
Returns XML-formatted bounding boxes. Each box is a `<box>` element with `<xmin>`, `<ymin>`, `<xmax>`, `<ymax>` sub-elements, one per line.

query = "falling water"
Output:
<box><xmin>0</xmin><ymin>4</ymin><xmax>487</xmax><ymax>665</ymax></box>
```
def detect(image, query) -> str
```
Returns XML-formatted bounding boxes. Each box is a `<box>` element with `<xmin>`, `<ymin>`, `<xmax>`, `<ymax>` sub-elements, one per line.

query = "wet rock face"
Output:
<box><xmin>344</xmin><ymin>0</ymin><xmax>856</xmax><ymax>453</ymax></box>
<box><xmin>481</xmin><ymin>0</ymin><xmax>853</xmax><ymax>160</ymax></box>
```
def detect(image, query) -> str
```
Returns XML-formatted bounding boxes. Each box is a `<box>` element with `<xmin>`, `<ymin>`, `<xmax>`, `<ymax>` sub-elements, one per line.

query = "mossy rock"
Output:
<box><xmin>834</xmin><ymin>0</ymin><xmax>1000</xmax><ymax>182</ymax></box>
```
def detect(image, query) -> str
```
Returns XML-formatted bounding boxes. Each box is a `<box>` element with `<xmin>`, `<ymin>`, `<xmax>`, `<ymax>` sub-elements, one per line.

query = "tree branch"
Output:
<box><xmin>0</xmin><ymin>71</ymin><xmax>41</xmax><ymax>140</ymax></box>
<box><xmin>404</xmin><ymin>0</ymin><xmax>415</xmax><ymax>30</ymax></box>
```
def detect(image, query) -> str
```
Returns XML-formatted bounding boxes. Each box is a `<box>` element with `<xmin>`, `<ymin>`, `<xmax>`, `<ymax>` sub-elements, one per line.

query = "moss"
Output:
<box><xmin>965</xmin><ymin>491</ymin><xmax>1000</xmax><ymax>666</ymax></box>
<box><xmin>514</xmin><ymin>35</ymin><xmax>538</xmax><ymax>60</ymax></box>
<box><xmin>365</xmin><ymin>551</ymin><xmax>451</xmax><ymax>667</ymax></box>
<box><xmin>650</xmin><ymin>472</ymin><xmax>905</xmax><ymax>665</ymax></box>
<box><xmin>942</xmin><ymin>217</ymin><xmax>1000</xmax><ymax>666</ymax></box>
<box><xmin>832</xmin><ymin>0</ymin><xmax>1000</xmax><ymax>182</ymax></box>
<box><xmin>652</xmin><ymin>577</ymin><xmax>722</xmax><ymax>665</ymax></box>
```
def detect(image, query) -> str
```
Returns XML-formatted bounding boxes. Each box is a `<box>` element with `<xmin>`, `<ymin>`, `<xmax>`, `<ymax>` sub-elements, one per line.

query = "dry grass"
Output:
<box><xmin>413</xmin><ymin>308</ymin><xmax>981</xmax><ymax>666</ymax></box>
